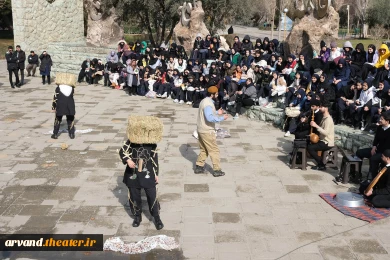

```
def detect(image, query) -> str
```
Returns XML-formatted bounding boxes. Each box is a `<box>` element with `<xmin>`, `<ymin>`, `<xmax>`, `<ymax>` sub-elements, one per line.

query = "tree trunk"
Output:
<box><xmin>363</xmin><ymin>23</ymin><xmax>368</xmax><ymax>38</ymax></box>
<box><xmin>165</xmin><ymin>19</ymin><xmax>177</xmax><ymax>44</ymax></box>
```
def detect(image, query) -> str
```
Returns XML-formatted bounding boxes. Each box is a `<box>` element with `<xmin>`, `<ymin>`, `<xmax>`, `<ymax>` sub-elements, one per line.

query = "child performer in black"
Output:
<box><xmin>51</xmin><ymin>73</ymin><xmax>77</xmax><ymax>139</ymax></box>
<box><xmin>118</xmin><ymin>116</ymin><xmax>164</xmax><ymax>230</ymax></box>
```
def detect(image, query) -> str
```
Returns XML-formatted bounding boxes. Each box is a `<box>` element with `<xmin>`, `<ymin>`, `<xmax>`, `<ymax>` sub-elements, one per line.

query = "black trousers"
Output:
<box><xmin>356</xmin><ymin>148</ymin><xmax>382</xmax><ymax>178</ymax></box>
<box><xmin>307</xmin><ymin>141</ymin><xmax>331</xmax><ymax>166</ymax></box>
<box><xmin>18</xmin><ymin>68</ymin><xmax>25</xmax><ymax>84</ymax></box>
<box><xmin>53</xmin><ymin>115</ymin><xmax>75</xmax><ymax>135</ymax></box>
<box><xmin>128</xmin><ymin>186</ymin><xmax>159</xmax><ymax>217</ymax></box>
<box><xmin>236</xmin><ymin>97</ymin><xmax>254</xmax><ymax>115</ymax></box>
<box><xmin>42</xmin><ymin>75</ymin><xmax>51</xmax><ymax>84</ymax></box>
<box><xmin>8</xmin><ymin>69</ymin><xmax>19</xmax><ymax>86</ymax></box>
<box><xmin>372</xmin><ymin>195</ymin><xmax>390</xmax><ymax>208</ymax></box>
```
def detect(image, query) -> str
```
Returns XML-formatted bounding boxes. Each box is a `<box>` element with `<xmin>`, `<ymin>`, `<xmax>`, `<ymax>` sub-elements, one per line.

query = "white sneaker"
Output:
<box><xmin>157</xmin><ymin>94</ymin><xmax>161</xmax><ymax>98</ymax></box>
<box><xmin>179</xmin><ymin>100</ymin><xmax>184</xmax><ymax>104</ymax></box>
<box><xmin>233</xmin><ymin>113</ymin><xmax>239</xmax><ymax>119</ymax></box>
<box><xmin>174</xmin><ymin>99</ymin><xmax>179</xmax><ymax>103</ymax></box>
<box><xmin>284</xmin><ymin>131</ymin><xmax>291</xmax><ymax>137</ymax></box>
<box><xmin>167</xmin><ymin>96</ymin><xmax>172</xmax><ymax>99</ymax></box>
<box><xmin>161</xmin><ymin>92</ymin><xmax>167</xmax><ymax>98</ymax></box>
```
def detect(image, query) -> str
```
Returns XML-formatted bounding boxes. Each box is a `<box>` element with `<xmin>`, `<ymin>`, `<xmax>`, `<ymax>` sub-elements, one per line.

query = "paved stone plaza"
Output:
<box><xmin>0</xmin><ymin>62</ymin><xmax>390</xmax><ymax>260</ymax></box>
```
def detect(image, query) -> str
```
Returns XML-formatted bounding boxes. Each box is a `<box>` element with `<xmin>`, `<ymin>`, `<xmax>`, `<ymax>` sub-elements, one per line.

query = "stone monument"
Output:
<box><xmin>11</xmin><ymin>0</ymin><xmax>123</xmax><ymax>76</ymax></box>
<box><xmin>173</xmin><ymin>0</ymin><xmax>229</xmax><ymax>51</ymax></box>
<box><xmin>84</xmin><ymin>0</ymin><xmax>123</xmax><ymax>47</ymax></box>
<box><xmin>284</xmin><ymin>0</ymin><xmax>339</xmax><ymax>58</ymax></box>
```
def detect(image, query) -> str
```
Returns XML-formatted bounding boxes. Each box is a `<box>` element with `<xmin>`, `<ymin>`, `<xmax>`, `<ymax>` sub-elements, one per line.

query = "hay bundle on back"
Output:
<box><xmin>127</xmin><ymin>116</ymin><xmax>163</xmax><ymax>144</ymax></box>
<box><xmin>55</xmin><ymin>72</ymin><xmax>77</xmax><ymax>87</ymax></box>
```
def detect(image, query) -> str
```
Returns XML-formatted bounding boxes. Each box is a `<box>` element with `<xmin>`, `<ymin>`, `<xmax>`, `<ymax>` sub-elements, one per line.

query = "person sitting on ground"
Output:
<box><xmin>356</xmin><ymin>112</ymin><xmax>390</xmax><ymax>180</ymax></box>
<box><xmin>362</xmin><ymin>44</ymin><xmax>378</xmax><ymax>80</ymax></box>
<box><xmin>332</xmin><ymin>58</ymin><xmax>351</xmax><ymax>91</ymax></box>
<box><xmin>233</xmin><ymin>78</ymin><xmax>257</xmax><ymax>119</ymax></box>
<box><xmin>307</xmin><ymin>99</ymin><xmax>335</xmax><ymax>171</ymax></box>
<box><xmin>364</xmin><ymin>149</ymin><xmax>390</xmax><ymax>208</ymax></box>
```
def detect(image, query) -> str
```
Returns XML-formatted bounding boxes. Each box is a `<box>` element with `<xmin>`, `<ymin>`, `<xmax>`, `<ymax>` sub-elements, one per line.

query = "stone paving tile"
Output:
<box><xmin>2</xmin><ymin>64</ymin><xmax>390</xmax><ymax>259</ymax></box>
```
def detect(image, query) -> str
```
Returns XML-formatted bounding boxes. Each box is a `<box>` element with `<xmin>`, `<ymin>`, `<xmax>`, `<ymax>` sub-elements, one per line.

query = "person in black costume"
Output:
<box><xmin>119</xmin><ymin>116</ymin><xmax>164</xmax><ymax>230</ymax></box>
<box><xmin>51</xmin><ymin>73</ymin><xmax>77</xmax><ymax>139</ymax></box>
<box><xmin>365</xmin><ymin>149</ymin><xmax>390</xmax><ymax>208</ymax></box>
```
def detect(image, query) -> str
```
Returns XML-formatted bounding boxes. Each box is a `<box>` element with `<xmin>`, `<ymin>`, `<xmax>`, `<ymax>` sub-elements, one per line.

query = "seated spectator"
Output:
<box><xmin>241</xmin><ymin>35</ymin><xmax>253</xmax><ymax>55</ymax></box>
<box><xmin>349</xmin><ymin>81</ymin><xmax>375</xmax><ymax>129</ymax></box>
<box><xmin>191</xmin><ymin>34</ymin><xmax>204</xmax><ymax>60</ymax></box>
<box><xmin>284</xmin><ymin>89</ymin><xmax>307</xmax><ymax>137</ymax></box>
<box><xmin>349</xmin><ymin>43</ymin><xmax>366</xmax><ymax>80</ymax></box>
<box><xmin>231</xmin><ymin>48</ymin><xmax>242</xmax><ymax>66</ymax></box>
<box><xmin>356</xmin><ymin>112</ymin><xmax>390</xmax><ymax>180</ymax></box>
<box><xmin>281</xmin><ymin>54</ymin><xmax>297</xmax><ymax>84</ymax></box>
<box><xmin>332</xmin><ymin>59</ymin><xmax>350</xmax><ymax>91</ymax></box>
<box><xmin>362</xmin><ymin>44</ymin><xmax>378</xmax><ymax>80</ymax></box>
<box><xmin>78</xmin><ymin>58</ymin><xmax>90</xmax><ymax>83</ymax></box>
<box><xmin>233</xmin><ymin>78</ymin><xmax>257</xmax><ymax>119</ymax></box>
<box><xmin>107</xmin><ymin>50</ymin><xmax>119</xmax><ymax>63</ymax></box>
<box><xmin>91</xmin><ymin>59</ymin><xmax>104</xmax><ymax>85</ymax></box>
<box><xmin>241</xmin><ymin>50</ymin><xmax>254</xmax><ymax>68</ymax></box>
<box><xmin>117</xmin><ymin>39</ymin><xmax>128</xmax><ymax>59</ymax></box>
<box><xmin>232</xmin><ymin>36</ymin><xmax>242</xmax><ymax>54</ymax></box>
<box><xmin>336</xmin><ymin>82</ymin><xmax>358</xmax><ymax>124</ymax></box>
<box><xmin>342</xmin><ymin>41</ymin><xmax>354</xmax><ymax>61</ymax></box>
<box><xmin>26</xmin><ymin>51</ymin><xmax>39</xmax><ymax>77</ymax></box>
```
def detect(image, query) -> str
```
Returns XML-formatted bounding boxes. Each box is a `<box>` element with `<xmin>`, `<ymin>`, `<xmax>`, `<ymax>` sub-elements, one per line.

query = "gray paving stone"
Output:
<box><xmin>184</xmin><ymin>184</ymin><xmax>209</xmax><ymax>192</ymax></box>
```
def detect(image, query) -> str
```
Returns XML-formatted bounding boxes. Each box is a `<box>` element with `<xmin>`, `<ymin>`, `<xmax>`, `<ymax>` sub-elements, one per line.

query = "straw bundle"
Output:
<box><xmin>55</xmin><ymin>72</ymin><xmax>77</xmax><ymax>87</ymax></box>
<box><xmin>127</xmin><ymin>116</ymin><xmax>163</xmax><ymax>144</ymax></box>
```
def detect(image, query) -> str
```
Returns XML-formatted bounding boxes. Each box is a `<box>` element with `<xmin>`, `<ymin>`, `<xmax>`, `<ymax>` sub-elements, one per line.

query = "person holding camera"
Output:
<box><xmin>39</xmin><ymin>51</ymin><xmax>53</xmax><ymax>85</ymax></box>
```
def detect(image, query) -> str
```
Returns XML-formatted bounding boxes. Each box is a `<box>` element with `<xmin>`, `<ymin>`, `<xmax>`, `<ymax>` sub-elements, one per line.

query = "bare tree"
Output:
<box><xmin>370</xmin><ymin>25</ymin><xmax>387</xmax><ymax>45</ymax></box>
<box><xmin>354</xmin><ymin>0</ymin><xmax>370</xmax><ymax>38</ymax></box>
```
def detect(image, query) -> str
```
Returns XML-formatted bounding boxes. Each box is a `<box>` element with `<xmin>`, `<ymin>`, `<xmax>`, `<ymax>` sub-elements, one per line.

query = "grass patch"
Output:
<box><xmin>0</xmin><ymin>38</ymin><xmax>14</xmax><ymax>59</ymax></box>
<box><xmin>336</xmin><ymin>38</ymin><xmax>388</xmax><ymax>49</ymax></box>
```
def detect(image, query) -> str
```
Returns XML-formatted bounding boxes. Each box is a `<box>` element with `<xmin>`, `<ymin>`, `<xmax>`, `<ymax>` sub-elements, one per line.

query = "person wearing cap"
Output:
<box><xmin>356</xmin><ymin>112</ymin><xmax>390</xmax><ymax>180</ymax></box>
<box><xmin>308</xmin><ymin>100</ymin><xmax>335</xmax><ymax>171</ymax></box>
<box><xmin>5</xmin><ymin>46</ymin><xmax>19</xmax><ymax>88</ymax></box>
<box><xmin>364</xmin><ymin>149</ymin><xmax>390</xmax><ymax>208</ymax></box>
<box><xmin>26</xmin><ymin>51</ymin><xmax>39</xmax><ymax>77</ymax></box>
<box><xmin>195</xmin><ymin>86</ymin><xmax>228</xmax><ymax>177</ymax></box>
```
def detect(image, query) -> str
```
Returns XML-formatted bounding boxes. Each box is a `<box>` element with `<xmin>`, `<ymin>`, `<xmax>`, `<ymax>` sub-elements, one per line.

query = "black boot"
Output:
<box><xmin>51</xmin><ymin>133</ymin><xmax>58</xmax><ymax>139</ymax></box>
<box><xmin>154</xmin><ymin>215</ymin><xmax>164</xmax><ymax>230</ymax></box>
<box><xmin>132</xmin><ymin>86</ymin><xmax>137</xmax><ymax>96</ymax></box>
<box><xmin>339</xmin><ymin>111</ymin><xmax>345</xmax><ymax>124</ymax></box>
<box><xmin>42</xmin><ymin>76</ymin><xmax>46</xmax><ymax>85</ymax></box>
<box><xmin>132</xmin><ymin>214</ymin><xmax>142</xmax><ymax>227</ymax></box>
<box><xmin>47</xmin><ymin>76</ymin><xmax>51</xmax><ymax>85</ymax></box>
<box><xmin>67</xmin><ymin>119</ymin><xmax>75</xmax><ymax>139</ymax></box>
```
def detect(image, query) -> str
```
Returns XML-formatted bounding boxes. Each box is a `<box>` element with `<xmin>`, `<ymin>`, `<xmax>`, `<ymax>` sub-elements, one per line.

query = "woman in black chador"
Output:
<box><xmin>118</xmin><ymin>116</ymin><xmax>164</xmax><ymax>230</ymax></box>
<box><xmin>51</xmin><ymin>73</ymin><xmax>77</xmax><ymax>139</ymax></box>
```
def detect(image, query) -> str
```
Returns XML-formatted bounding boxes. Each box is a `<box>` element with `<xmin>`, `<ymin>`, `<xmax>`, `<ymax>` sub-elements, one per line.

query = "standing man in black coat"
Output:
<box><xmin>51</xmin><ymin>73</ymin><xmax>77</xmax><ymax>139</ymax></box>
<box><xmin>5</xmin><ymin>46</ymin><xmax>19</xmax><ymax>88</ymax></box>
<box><xmin>26</xmin><ymin>51</ymin><xmax>39</xmax><ymax>77</ymax></box>
<box><xmin>15</xmin><ymin>45</ymin><xmax>26</xmax><ymax>87</ymax></box>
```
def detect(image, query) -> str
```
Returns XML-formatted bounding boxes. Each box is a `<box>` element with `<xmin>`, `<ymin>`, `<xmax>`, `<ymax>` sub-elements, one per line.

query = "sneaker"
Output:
<box><xmin>233</xmin><ymin>113</ymin><xmax>239</xmax><ymax>119</ymax></box>
<box><xmin>284</xmin><ymin>131</ymin><xmax>291</xmax><ymax>137</ymax></box>
<box><xmin>187</xmin><ymin>101</ymin><xmax>192</xmax><ymax>105</ymax></box>
<box><xmin>360</xmin><ymin>122</ymin><xmax>365</xmax><ymax>131</ymax></box>
<box><xmin>167</xmin><ymin>96</ymin><xmax>172</xmax><ymax>100</ymax></box>
<box><xmin>179</xmin><ymin>100</ymin><xmax>184</xmax><ymax>104</ymax></box>
<box><xmin>157</xmin><ymin>94</ymin><xmax>162</xmax><ymax>98</ymax></box>
<box><xmin>161</xmin><ymin>92</ymin><xmax>167</xmax><ymax>98</ymax></box>
<box><xmin>174</xmin><ymin>99</ymin><xmax>179</xmax><ymax>103</ymax></box>
<box><xmin>212</xmin><ymin>170</ymin><xmax>225</xmax><ymax>177</ymax></box>
<box><xmin>194</xmin><ymin>165</ymin><xmax>205</xmax><ymax>174</ymax></box>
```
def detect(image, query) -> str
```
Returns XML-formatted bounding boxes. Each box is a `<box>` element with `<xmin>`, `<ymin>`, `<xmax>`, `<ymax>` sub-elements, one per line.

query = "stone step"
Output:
<box><xmin>245</xmin><ymin>106</ymin><xmax>373</xmax><ymax>153</ymax></box>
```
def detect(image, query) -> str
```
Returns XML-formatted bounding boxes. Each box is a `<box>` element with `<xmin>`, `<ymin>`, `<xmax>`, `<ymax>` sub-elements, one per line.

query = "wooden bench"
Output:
<box><xmin>338</xmin><ymin>147</ymin><xmax>363</xmax><ymax>184</ymax></box>
<box><xmin>290</xmin><ymin>147</ymin><xmax>307</xmax><ymax>171</ymax></box>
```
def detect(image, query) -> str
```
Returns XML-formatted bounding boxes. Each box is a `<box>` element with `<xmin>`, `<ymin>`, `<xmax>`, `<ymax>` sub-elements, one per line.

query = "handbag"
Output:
<box><xmin>285</xmin><ymin>107</ymin><xmax>301</xmax><ymax>118</ymax></box>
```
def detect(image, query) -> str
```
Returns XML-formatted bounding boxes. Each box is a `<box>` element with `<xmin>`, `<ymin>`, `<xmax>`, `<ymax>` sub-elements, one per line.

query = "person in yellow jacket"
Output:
<box><xmin>375</xmin><ymin>44</ymin><xmax>390</xmax><ymax>82</ymax></box>
<box><xmin>375</xmin><ymin>44</ymin><xmax>390</xmax><ymax>69</ymax></box>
